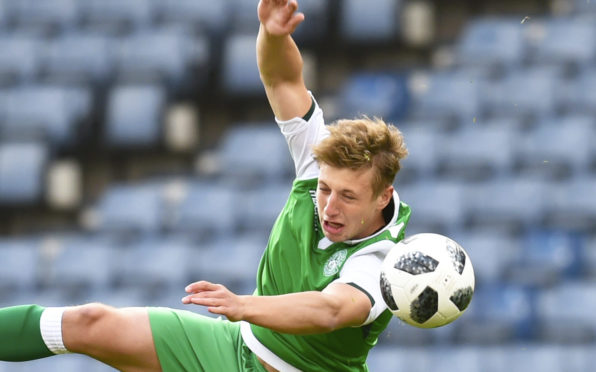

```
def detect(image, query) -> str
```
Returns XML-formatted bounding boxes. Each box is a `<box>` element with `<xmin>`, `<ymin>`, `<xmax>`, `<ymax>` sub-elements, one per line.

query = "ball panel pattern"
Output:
<box><xmin>445</xmin><ymin>240</ymin><xmax>466</xmax><ymax>275</ymax></box>
<box><xmin>380</xmin><ymin>271</ymin><xmax>399</xmax><ymax>311</ymax></box>
<box><xmin>449</xmin><ymin>286</ymin><xmax>473</xmax><ymax>311</ymax></box>
<box><xmin>394</xmin><ymin>251</ymin><xmax>439</xmax><ymax>275</ymax></box>
<box><xmin>410</xmin><ymin>286</ymin><xmax>438</xmax><ymax>324</ymax></box>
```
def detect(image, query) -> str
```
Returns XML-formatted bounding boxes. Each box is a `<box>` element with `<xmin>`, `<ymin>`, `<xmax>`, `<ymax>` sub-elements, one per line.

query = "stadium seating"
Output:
<box><xmin>7</xmin><ymin>0</ymin><xmax>80</xmax><ymax>33</ymax></box>
<box><xmin>79</xmin><ymin>0</ymin><xmax>156</xmax><ymax>33</ymax></box>
<box><xmin>408</xmin><ymin>70</ymin><xmax>481</xmax><ymax>122</ymax></box>
<box><xmin>40</xmin><ymin>234</ymin><xmax>117</xmax><ymax>299</ymax></box>
<box><xmin>396</xmin><ymin>179</ymin><xmax>466</xmax><ymax>234</ymax></box>
<box><xmin>0</xmin><ymin>237</ymin><xmax>39</xmax><ymax>296</ymax></box>
<box><xmin>220</xmin><ymin>32</ymin><xmax>263</xmax><ymax>95</ymax></box>
<box><xmin>514</xmin><ymin>115</ymin><xmax>595</xmax><ymax>179</ymax></box>
<box><xmin>456</xmin><ymin>17</ymin><xmax>526</xmax><ymax>72</ymax></box>
<box><xmin>506</xmin><ymin>228</ymin><xmax>584</xmax><ymax>287</ymax></box>
<box><xmin>337</xmin><ymin>71</ymin><xmax>409</xmax><ymax>122</ymax></box>
<box><xmin>157</xmin><ymin>0</ymin><xmax>229</xmax><ymax>36</ymax></box>
<box><xmin>395</xmin><ymin>124</ymin><xmax>440</xmax><ymax>182</ymax></box>
<box><xmin>42</xmin><ymin>33</ymin><xmax>114</xmax><ymax>84</ymax></box>
<box><xmin>545</xmin><ymin>175</ymin><xmax>596</xmax><ymax>230</ymax></box>
<box><xmin>535</xmin><ymin>281</ymin><xmax>596</xmax><ymax>343</ymax></box>
<box><xmin>215</xmin><ymin>123</ymin><xmax>293</xmax><ymax>185</ymax></box>
<box><xmin>168</xmin><ymin>180</ymin><xmax>238</xmax><ymax>239</ymax></box>
<box><xmin>93</xmin><ymin>182</ymin><xmax>165</xmax><ymax>237</ymax></box>
<box><xmin>112</xmin><ymin>237</ymin><xmax>194</xmax><ymax>296</ymax></box>
<box><xmin>0</xmin><ymin>141</ymin><xmax>48</xmax><ymax>204</ymax></box>
<box><xmin>115</xmin><ymin>28</ymin><xmax>210</xmax><ymax>89</ymax></box>
<box><xmin>104</xmin><ymin>84</ymin><xmax>166</xmax><ymax>147</ymax></box>
<box><xmin>437</xmin><ymin>123</ymin><xmax>515</xmax><ymax>180</ymax></box>
<box><xmin>527</xmin><ymin>17</ymin><xmax>596</xmax><ymax>68</ymax></box>
<box><xmin>0</xmin><ymin>35</ymin><xmax>41</xmax><ymax>84</ymax></box>
<box><xmin>1</xmin><ymin>85</ymin><xmax>92</xmax><ymax>147</ymax></box>
<box><xmin>338</xmin><ymin>0</ymin><xmax>402</xmax><ymax>43</ymax></box>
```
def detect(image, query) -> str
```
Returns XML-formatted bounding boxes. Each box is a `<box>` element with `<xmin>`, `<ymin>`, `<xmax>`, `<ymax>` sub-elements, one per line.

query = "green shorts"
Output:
<box><xmin>148</xmin><ymin>307</ymin><xmax>268</xmax><ymax>372</ymax></box>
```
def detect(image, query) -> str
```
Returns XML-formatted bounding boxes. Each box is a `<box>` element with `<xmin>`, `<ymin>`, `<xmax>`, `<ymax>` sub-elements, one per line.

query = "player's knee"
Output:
<box><xmin>74</xmin><ymin>303</ymin><xmax>112</xmax><ymax>326</ymax></box>
<box><xmin>64</xmin><ymin>303</ymin><xmax>115</xmax><ymax>352</ymax></box>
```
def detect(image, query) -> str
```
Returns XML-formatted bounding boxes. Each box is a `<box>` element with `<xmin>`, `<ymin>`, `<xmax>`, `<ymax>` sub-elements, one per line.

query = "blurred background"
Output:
<box><xmin>0</xmin><ymin>0</ymin><xmax>595</xmax><ymax>371</ymax></box>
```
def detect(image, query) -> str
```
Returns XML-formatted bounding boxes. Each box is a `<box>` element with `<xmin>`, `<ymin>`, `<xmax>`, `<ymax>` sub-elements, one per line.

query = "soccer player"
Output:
<box><xmin>0</xmin><ymin>0</ymin><xmax>410</xmax><ymax>371</ymax></box>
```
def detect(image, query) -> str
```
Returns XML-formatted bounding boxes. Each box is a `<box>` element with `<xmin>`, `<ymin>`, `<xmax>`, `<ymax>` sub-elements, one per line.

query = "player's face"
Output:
<box><xmin>316</xmin><ymin>164</ymin><xmax>393</xmax><ymax>243</ymax></box>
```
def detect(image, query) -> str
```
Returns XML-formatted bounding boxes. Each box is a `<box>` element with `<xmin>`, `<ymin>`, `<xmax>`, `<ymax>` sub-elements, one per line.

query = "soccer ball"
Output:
<box><xmin>380</xmin><ymin>233</ymin><xmax>475</xmax><ymax>328</ymax></box>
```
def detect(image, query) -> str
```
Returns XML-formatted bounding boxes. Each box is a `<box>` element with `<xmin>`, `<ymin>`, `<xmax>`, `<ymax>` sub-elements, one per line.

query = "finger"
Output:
<box><xmin>287</xmin><ymin>0</ymin><xmax>298</xmax><ymax>13</ymax></box>
<box><xmin>185</xmin><ymin>281</ymin><xmax>218</xmax><ymax>293</ymax></box>
<box><xmin>288</xmin><ymin>12</ymin><xmax>305</xmax><ymax>32</ymax></box>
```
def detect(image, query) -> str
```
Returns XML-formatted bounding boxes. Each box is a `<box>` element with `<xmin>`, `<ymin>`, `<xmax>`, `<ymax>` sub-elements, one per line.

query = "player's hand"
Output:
<box><xmin>182</xmin><ymin>281</ymin><xmax>246</xmax><ymax>321</ymax></box>
<box><xmin>258</xmin><ymin>0</ymin><xmax>305</xmax><ymax>36</ymax></box>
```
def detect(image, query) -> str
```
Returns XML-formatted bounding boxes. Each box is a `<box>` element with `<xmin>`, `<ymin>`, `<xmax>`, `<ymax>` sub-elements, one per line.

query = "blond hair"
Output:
<box><xmin>312</xmin><ymin>117</ymin><xmax>408</xmax><ymax>197</ymax></box>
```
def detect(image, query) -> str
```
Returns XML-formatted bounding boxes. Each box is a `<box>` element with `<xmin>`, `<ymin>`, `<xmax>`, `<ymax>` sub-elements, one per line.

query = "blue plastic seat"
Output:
<box><xmin>217</xmin><ymin>124</ymin><xmax>293</xmax><ymax>186</ymax></box>
<box><xmin>43</xmin><ymin>33</ymin><xmax>114</xmax><ymax>84</ymax></box>
<box><xmin>565</xmin><ymin>68</ymin><xmax>596</xmax><ymax>114</ymax></box>
<box><xmin>409</xmin><ymin>70</ymin><xmax>481</xmax><ymax>122</ymax></box>
<box><xmin>466</xmin><ymin>176</ymin><xmax>550</xmax><ymax>232</ymax></box>
<box><xmin>0</xmin><ymin>238</ymin><xmax>39</xmax><ymax>294</ymax></box>
<box><xmin>396</xmin><ymin>180</ymin><xmax>466</xmax><ymax>234</ymax></box>
<box><xmin>338</xmin><ymin>72</ymin><xmax>409</xmax><ymax>122</ymax></box>
<box><xmin>114</xmin><ymin>237</ymin><xmax>194</xmax><ymax>293</ymax></box>
<box><xmin>191</xmin><ymin>233</ymin><xmax>264</xmax><ymax>294</ymax></box>
<box><xmin>240</xmin><ymin>182</ymin><xmax>290</xmax><ymax>233</ymax></box>
<box><xmin>515</xmin><ymin>115</ymin><xmax>594</xmax><ymax>178</ymax></box>
<box><xmin>0</xmin><ymin>35</ymin><xmax>41</xmax><ymax>84</ymax></box>
<box><xmin>339</xmin><ymin>0</ymin><xmax>402</xmax><ymax>43</ymax></box>
<box><xmin>546</xmin><ymin>176</ymin><xmax>596</xmax><ymax>231</ymax></box>
<box><xmin>507</xmin><ymin>229</ymin><xmax>584</xmax><ymax>287</ymax></box>
<box><xmin>0</xmin><ymin>141</ymin><xmax>48</xmax><ymax>204</ymax></box>
<box><xmin>483</xmin><ymin>66</ymin><xmax>561</xmax><ymax>119</ymax></box>
<box><xmin>115</xmin><ymin>28</ymin><xmax>208</xmax><ymax>87</ymax></box>
<box><xmin>438</xmin><ymin>124</ymin><xmax>515</xmax><ymax>180</ymax></box>
<box><xmin>170</xmin><ymin>181</ymin><xmax>238</xmax><ymax>238</ymax></box>
<box><xmin>456</xmin><ymin>17</ymin><xmax>525</xmax><ymax>70</ymax></box>
<box><xmin>7</xmin><ymin>0</ymin><xmax>80</xmax><ymax>32</ymax></box>
<box><xmin>395</xmin><ymin>124</ymin><xmax>439</xmax><ymax>181</ymax></box>
<box><xmin>158</xmin><ymin>0</ymin><xmax>230</xmax><ymax>35</ymax></box>
<box><xmin>221</xmin><ymin>32</ymin><xmax>263</xmax><ymax>95</ymax></box>
<box><xmin>95</xmin><ymin>182</ymin><xmax>164</xmax><ymax>236</ymax></box>
<box><xmin>80</xmin><ymin>0</ymin><xmax>155</xmax><ymax>32</ymax></box>
<box><xmin>2</xmin><ymin>85</ymin><xmax>91</xmax><ymax>146</ymax></box>
<box><xmin>105</xmin><ymin>84</ymin><xmax>166</xmax><ymax>147</ymax></box>
<box><xmin>535</xmin><ymin>281</ymin><xmax>596</xmax><ymax>342</ymax></box>
<box><xmin>42</xmin><ymin>235</ymin><xmax>117</xmax><ymax>296</ymax></box>
<box><xmin>529</xmin><ymin>17</ymin><xmax>596</xmax><ymax>66</ymax></box>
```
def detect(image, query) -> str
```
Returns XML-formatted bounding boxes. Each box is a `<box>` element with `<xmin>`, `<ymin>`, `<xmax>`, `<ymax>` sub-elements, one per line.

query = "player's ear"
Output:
<box><xmin>376</xmin><ymin>185</ymin><xmax>393</xmax><ymax>210</ymax></box>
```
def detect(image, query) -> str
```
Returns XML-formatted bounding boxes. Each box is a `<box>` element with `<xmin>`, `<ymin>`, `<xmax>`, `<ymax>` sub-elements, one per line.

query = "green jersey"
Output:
<box><xmin>240</xmin><ymin>96</ymin><xmax>411</xmax><ymax>371</ymax></box>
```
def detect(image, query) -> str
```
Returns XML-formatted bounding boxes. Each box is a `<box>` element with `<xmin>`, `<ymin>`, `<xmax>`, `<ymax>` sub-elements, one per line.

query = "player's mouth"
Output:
<box><xmin>323</xmin><ymin>220</ymin><xmax>344</xmax><ymax>235</ymax></box>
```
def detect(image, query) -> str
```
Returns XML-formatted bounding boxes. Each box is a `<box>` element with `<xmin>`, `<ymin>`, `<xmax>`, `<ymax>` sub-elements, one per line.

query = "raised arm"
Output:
<box><xmin>257</xmin><ymin>0</ymin><xmax>312</xmax><ymax>120</ymax></box>
<box><xmin>182</xmin><ymin>281</ymin><xmax>372</xmax><ymax>334</ymax></box>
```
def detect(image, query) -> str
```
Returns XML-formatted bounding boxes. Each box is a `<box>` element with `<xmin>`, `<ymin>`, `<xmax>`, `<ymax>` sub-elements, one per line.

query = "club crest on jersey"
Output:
<box><xmin>323</xmin><ymin>249</ymin><xmax>348</xmax><ymax>276</ymax></box>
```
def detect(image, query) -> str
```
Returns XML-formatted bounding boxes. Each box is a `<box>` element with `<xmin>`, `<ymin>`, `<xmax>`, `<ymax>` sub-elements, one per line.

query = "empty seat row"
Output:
<box><xmin>0</xmin><ymin>29</ymin><xmax>208</xmax><ymax>88</ymax></box>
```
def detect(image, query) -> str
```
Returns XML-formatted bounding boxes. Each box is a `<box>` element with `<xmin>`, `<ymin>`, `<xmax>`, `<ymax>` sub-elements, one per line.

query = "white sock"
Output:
<box><xmin>39</xmin><ymin>307</ymin><xmax>71</xmax><ymax>355</ymax></box>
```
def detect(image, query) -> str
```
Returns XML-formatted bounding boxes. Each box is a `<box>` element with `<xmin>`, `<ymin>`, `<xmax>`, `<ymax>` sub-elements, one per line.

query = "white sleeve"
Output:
<box><xmin>276</xmin><ymin>93</ymin><xmax>328</xmax><ymax>180</ymax></box>
<box><xmin>332</xmin><ymin>242</ymin><xmax>394</xmax><ymax>325</ymax></box>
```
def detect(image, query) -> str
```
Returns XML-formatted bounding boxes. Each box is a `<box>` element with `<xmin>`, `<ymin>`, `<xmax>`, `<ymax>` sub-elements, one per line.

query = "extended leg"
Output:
<box><xmin>0</xmin><ymin>303</ymin><xmax>161</xmax><ymax>372</ymax></box>
<box><xmin>62</xmin><ymin>303</ymin><xmax>161</xmax><ymax>372</ymax></box>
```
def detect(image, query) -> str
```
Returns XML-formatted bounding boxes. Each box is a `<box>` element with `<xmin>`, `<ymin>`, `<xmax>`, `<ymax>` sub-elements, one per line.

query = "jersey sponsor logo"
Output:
<box><xmin>323</xmin><ymin>249</ymin><xmax>348</xmax><ymax>276</ymax></box>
